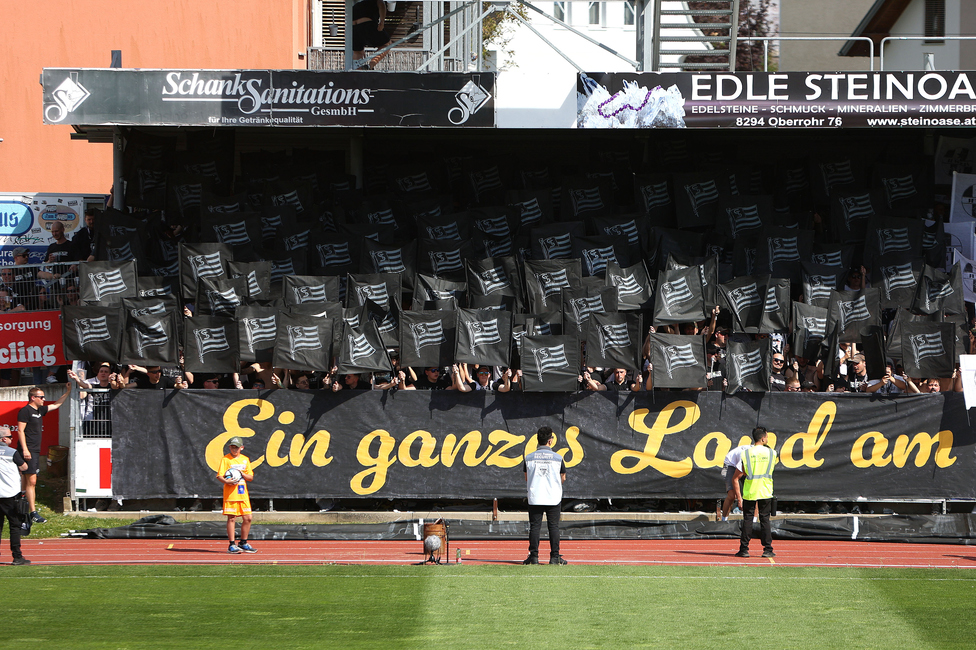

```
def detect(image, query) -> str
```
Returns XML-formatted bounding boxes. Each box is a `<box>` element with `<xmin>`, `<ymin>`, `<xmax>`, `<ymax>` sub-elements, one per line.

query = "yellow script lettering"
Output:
<box><xmin>851</xmin><ymin>431</ymin><xmax>891</xmax><ymax>468</ymax></box>
<box><xmin>486</xmin><ymin>430</ymin><xmax>526</xmax><ymax>468</ymax></box>
<box><xmin>440</xmin><ymin>431</ymin><xmax>491</xmax><ymax>467</ymax></box>
<box><xmin>780</xmin><ymin>402</ymin><xmax>834</xmax><ymax>469</ymax></box>
<box><xmin>206</xmin><ymin>399</ymin><xmax>275</xmax><ymax>471</ymax></box>
<box><xmin>351</xmin><ymin>430</ymin><xmax>397</xmax><ymax>495</ymax></box>
<box><xmin>398</xmin><ymin>430</ymin><xmax>439</xmax><ymax>468</ymax></box>
<box><xmin>610</xmin><ymin>401</ymin><xmax>698</xmax><ymax>477</ymax></box>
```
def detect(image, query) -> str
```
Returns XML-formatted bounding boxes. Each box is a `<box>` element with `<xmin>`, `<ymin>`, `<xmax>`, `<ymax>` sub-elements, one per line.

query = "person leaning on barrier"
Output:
<box><xmin>733</xmin><ymin>426</ymin><xmax>778</xmax><ymax>559</ymax></box>
<box><xmin>16</xmin><ymin>382</ymin><xmax>72</xmax><ymax>525</ymax></box>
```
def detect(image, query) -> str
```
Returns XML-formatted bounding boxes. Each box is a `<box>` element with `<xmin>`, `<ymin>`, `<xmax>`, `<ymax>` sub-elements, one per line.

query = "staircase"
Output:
<box><xmin>652</xmin><ymin>0</ymin><xmax>740</xmax><ymax>72</ymax></box>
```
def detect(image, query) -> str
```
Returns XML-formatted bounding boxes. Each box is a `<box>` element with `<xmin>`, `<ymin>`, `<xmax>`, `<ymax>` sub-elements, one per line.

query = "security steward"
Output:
<box><xmin>733</xmin><ymin>426</ymin><xmax>777</xmax><ymax>559</ymax></box>
<box><xmin>0</xmin><ymin>426</ymin><xmax>31</xmax><ymax>565</ymax></box>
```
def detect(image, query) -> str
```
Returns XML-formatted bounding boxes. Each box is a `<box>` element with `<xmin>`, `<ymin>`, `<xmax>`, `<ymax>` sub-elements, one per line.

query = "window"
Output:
<box><xmin>924</xmin><ymin>0</ymin><xmax>945</xmax><ymax>43</ymax></box>
<box><xmin>588</xmin><ymin>1</ymin><xmax>601</xmax><ymax>25</ymax></box>
<box><xmin>553</xmin><ymin>1</ymin><xmax>565</xmax><ymax>22</ymax></box>
<box><xmin>624</xmin><ymin>0</ymin><xmax>635</xmax><ymax>26</ymax></box>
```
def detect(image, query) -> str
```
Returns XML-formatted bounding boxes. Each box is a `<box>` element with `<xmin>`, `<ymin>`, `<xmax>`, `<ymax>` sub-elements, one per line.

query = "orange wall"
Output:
<box><xmin>0</xmin><ymin>0</ymin><xmax>309</xmax><ymax>193</ymax></box>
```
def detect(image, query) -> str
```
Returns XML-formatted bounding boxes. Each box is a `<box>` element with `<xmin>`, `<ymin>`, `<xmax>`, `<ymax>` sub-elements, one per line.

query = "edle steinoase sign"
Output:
<box><xmin>111</xmin><ymin>390</ymin><xmax>976</xmax><ymax>501</ymax></box>
<box><xmin>578</xmin><ymin>71</ymin><xmax>976</xmax><ymax>128</ymax></box>
<box><xmin>42</xmin><ymin>69</ymin><xmax>495</xmax><ymax>127</ymax></box>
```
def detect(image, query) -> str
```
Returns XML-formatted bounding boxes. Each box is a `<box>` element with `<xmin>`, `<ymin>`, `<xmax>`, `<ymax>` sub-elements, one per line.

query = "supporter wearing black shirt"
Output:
<box><xmin>72</xmin><ymin>209</ymin><xmax>99</xmax><ymax>262</ymax></box>
<box><xmin>770</xmin><ymin>353</ymin><xmax>787</xmax><ymax>391</ymax></box>
<box><xmin>16</xmin><ymin>383</ymin><xmax>71</xmax><ymax>523</ymax></box>
<box><xmin>134</xmin><ymin>366</ymin><xmax>181</xmax><ymax>389</ymax></box>
<box><xmin>412</xmin><ymin>366</ymin><xmax>455</xmax><ymax>390</ymax></box>
<box><xmin>10</xmin><ymin>248</ymin><xmax>38</xmax><ymax>311</ymax></box>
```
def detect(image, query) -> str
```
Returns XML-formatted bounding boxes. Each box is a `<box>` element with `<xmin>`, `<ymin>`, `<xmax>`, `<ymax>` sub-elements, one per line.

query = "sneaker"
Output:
<box><xmin>522</xmin><ymin>555</ymin><xmax>539</xmax><ymax>565</ymax></box>
<box><xmin>731</xmin><ymin>507</ymin><xmax>741</xmax><ymax>515</ymax></box>
<box><xmin>228</xmin><ymin>544</ymin><xmax>243</xmax><ymax>554</ymax></box>
<box><xmin>239</xmin><ymin>543</ymin><xmax>257</xmax><ymax>554</ymax></box>
<box><xmin>734</xmin><ymin>550</ymin><xmax>750</xmax><ymax>558</ymax></box>
<box><xmin>762</xmin><ymin>550</ymin><xmax>776</xmax><ymax>558</ymax></box>
<box><xmin>30</xmin><ymin>511</ymin><xmax>46</xmax><ymax>524</ymax></box>
<box><xmin>11</xmin><ymin>557</ymin><xmax>31</xmax><ymax>566</ymax></box>
<box><xmin>549</xmin><ymin>555</ymin><xmax>568</xmax><ymax>565</ymax></box>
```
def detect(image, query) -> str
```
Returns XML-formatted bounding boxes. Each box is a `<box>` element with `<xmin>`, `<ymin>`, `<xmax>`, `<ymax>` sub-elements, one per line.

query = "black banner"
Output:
<box><xmin>43</xmin><ymin>69</ymin><xmax>495</xmax><ymax>127</ymax></box>
<box><xmin>578</xmin><ymin>71</ymin><xmax>976</xmax><ymax>129</ymax></box>
<box><xmin>112</xmin><ymin>391</ymin><xmax>976</xmax><ymax>501</ymax></box>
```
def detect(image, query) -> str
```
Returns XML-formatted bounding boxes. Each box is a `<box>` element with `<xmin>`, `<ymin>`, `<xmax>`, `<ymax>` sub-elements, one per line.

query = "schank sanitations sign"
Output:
<box><xmin>42</xmin><ymin>69</ymin><xmax>495</xmax><ymax>127</ymax></box>
<box><xmin>578</xmin><ymin>71</ymin><xmax>976</xmax><ymax>129</ymax></box>
<box><xmin>111</xmin><ymin>390</ymin><xmax>976</xmax><ymax>501</ymax></box>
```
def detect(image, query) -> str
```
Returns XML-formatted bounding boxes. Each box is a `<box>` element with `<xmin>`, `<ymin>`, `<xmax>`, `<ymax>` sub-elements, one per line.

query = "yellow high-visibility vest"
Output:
<box><xmin>742</xmin><ymin>445</ymin><xmax>776</xmax><ymax>500</ymax></box>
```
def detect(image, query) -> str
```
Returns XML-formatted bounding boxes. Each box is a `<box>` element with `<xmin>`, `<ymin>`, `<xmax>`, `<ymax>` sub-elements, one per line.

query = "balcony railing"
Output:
<box><xmin>307</xmin><ymin>47</ymin><xmax>464</xmax><ymax>72</ymax></box>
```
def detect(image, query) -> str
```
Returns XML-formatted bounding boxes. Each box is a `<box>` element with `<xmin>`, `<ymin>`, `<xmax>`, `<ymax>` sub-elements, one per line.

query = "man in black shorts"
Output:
<box><xmin>352</xmin><ymin>0</ymin><xmax>391</xmax><ymax>69</ymax></box>
<box><xmin>16</xmin><ymin>385</ymin><xmax>71</xmax><ymax>524</ymax></box>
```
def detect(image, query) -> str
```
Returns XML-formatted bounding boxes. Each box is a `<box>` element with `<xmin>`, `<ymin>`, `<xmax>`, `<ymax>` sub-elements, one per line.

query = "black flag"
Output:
<box><xmin>228</xmin><ymin>261</ymin><xmax>272</xmax><ymax>301</ymax></box>
<box><xmin>520</xmin><ymin>335</ymin><xmax>580</xmax><ymax>392</ymax></box>
<box><xmin>346</xmin><ymin>273</ymin><xmax>402</xmax><ymax>311</ymax></box>
<box><xmin>336</xmin><ymin>321</ymin><xmax>392</xmax><ymax>375</ymax></box>
<box><xmin>454</xmin><ymin>309</ymin><xmax>512</xmax><ymax>367</ymax></box>
<box><xmin>399</xmin><ymin>310</ymin><xmax>456</xmax><ymax>369</ymax></box>
<box><xmin>121</xmin><ymin>310</ymin><xmax>180</xmax><ymax>366</ymax></box>
<box><xmin>653</xmin><ymin>267</ymin><xmax>705</xmax><ymax>325</ymax></box>
<box><xmin>900</xmin><ymin>321</ymin><xmax>955</xmax><ymax>379</ymax></box>
<box><xmin>466</xmin><ymin>256</ymin><xmax>523</xmax><ymax>311</ymax></box>
<box><xmin>759</xmin><ymin>277</ymin><xmax>790</xmax><ymax>333</ymax></box>
<box><xmin>827</xmin><ymin>288</ymin><xmax>881</xmax><ymax>344</ymax></box>
<box><xmin>179</xmin><ymin>243</ymin><xmax>231</xmax><ymax>300</ymax></box>
<box><xmin>184</xmin><ymin>316</ymin><xmax>239</xmax><ymax>374</ymax></box>
<box><xmin>725</xmin><ymin>338</ymin><xmax>771</xmax><ymax>394</ymax></box>
<box><xmin>237</xmin><ymin>306</ymin><xmax>278</xmax><ymax>364</ymax></box>
<box><xmin>648</xmin><ymin>333</ymin><xmax>706</xmax><ymax>389</ymax></box>
<box><xmin>585</xmin><ymin>312</ymin><xmax>641</xmax><ymax>371</ymax></box>
<box><xmin>283</xmin><ymin>275</ymin><xmax>340</xmax><ymax>306</ymax></box>
<box><xmin>524</xmin><ymin>259</ymin><xmax>582</xmax><ymax>313</ymax></box>
<box><xmin>605</xmin><ymin>260</ymin><xmax>653</xmax><ymax>311</ymax></box>
<box><xmin>719</xmin><ymin>275</ymin><xmax>764</xmax><ymax>333</ymax></box>
<box><xmin>562</xmin><ymin>286</ymin><xmax>618</xmax><ymax>334</ymax></box>
<box><xmin>912</xmin><ymin>263</ymin><xmax>965</xmax><ymax>315</ymax></box>
<box><xmin>61</xmin><ymin>306</ymin><xmax>123</xmax><ymax>363</ymax></box>
<box><xmin>272</xmin><ymin>313</ymin><xmax>334</xmax><ymax>372</ymax></box>
<box><xmin>79</xmin><ymin>261</ymin><xmax>137</xmax><ymax>304</ymax></box>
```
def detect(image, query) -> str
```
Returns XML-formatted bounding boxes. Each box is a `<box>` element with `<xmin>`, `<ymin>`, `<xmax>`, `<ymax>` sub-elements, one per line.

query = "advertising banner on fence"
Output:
<box><xmin>0</xmin><ymin>193</ymin><xmax>105</xmax><ymax>262</ymax></box>
<box><xmin>42</xmin><ymin>69</ymin><xmax>495</xmax><ymax>128</ymax></box>
<box><xmin>0</xmin><ymin>310</ymin><xmax>65</xmax><ymax>370</ymax></box>
<box><xmin>112</xmin><ymin>390</ymin><xmax>976</xmax><ymax>501</ymax></box>
<box><xmin>578</xmin><ymin>71</ymin><xmax>976</xmax><ymax>129</ymax></box>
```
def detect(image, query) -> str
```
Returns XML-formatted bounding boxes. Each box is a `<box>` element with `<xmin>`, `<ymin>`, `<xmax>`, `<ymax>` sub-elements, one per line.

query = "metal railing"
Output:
<box><xmin>880</xmin><ymin>35</ymin><xmax>976</xmax><ymax>71</ymax></box>
<box><xmin>737</xmin><ymin>36</ymin><xmax>877</xmax><ymax>72</ymax></box>
<box><xmin>308</xmin><ymin>47</ymin><xmax>465</xmax><ymax>71</ymax></box>
<box><xmin>0</xmin><ymin>262</ymin><xmax>80</xmax><ymax>313</ymax></box>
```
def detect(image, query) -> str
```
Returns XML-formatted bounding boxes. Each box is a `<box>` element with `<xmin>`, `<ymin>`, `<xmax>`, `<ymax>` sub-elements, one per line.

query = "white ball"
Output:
<box><xmin>224</xmin><ymin>468</ymin><xmax>243</xmax><ymax>482</ymax></box>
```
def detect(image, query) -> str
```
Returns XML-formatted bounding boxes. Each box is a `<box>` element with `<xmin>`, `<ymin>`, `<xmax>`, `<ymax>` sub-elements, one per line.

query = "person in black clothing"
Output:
<box><xmin>16</xmin><ymin>382</ymin><xmax>72</xmax><ymax>524</ymax></box>
<box><xmin>412</xmin><ymin>366</ymin><xmax>457</xmax><ymax>390</ymax></box>
<box><xmin>352</xmin><ymin>0</ymin><xmax>391</xmax><ymax>69</ymax></box>
<box><xmin>10</xmin><ymin>248</ymin><xmax>38</xmax><ymax>311</ymax></box>
<box><xmin>0</xmin><ymin>426</ymin><xmax>31</xmax><ymax>565</ymax></box>
<box><xmin>72</xmin><ymin>209</ymin><xmax>99</xmax><ymax>262</ymax></box>
<box><xmin>133</xmin><ymin>366</ymin><xmax>186</xmax><ymax>389</ymax></box>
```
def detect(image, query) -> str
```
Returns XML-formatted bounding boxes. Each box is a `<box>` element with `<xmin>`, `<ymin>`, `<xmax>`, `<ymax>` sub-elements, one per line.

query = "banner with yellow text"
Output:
<box><xmin>111</xmin><ymin>391</ymin><xmax>976</xmax><ymax>501</ymax></box>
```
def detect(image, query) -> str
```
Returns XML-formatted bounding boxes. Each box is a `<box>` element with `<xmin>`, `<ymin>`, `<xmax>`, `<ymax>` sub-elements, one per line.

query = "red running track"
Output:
<box><xmin>9</xmin><ymin>538</ymin><xmax>976</xmax><ymax>568</ymax></box>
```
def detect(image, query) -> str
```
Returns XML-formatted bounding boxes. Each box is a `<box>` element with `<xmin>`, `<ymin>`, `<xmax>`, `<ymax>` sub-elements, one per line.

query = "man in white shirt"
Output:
<box><xmin>720</xmin><ymin>442</ymin><xmax>751</xmax><ymax>521</ymax></box>
<box><xmin>0</xmin><ymin>426</ymin><xmax>31</xmax><ymax>565</ymax></box>
<box><xmin>522</xmin><ymin>426</ymin><xmax>567</xmax><ymax>565</ymax></box>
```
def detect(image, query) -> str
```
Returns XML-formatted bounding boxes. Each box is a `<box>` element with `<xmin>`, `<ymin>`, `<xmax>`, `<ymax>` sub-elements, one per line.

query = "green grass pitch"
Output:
<box><xmin>1</xmin><ymin>565</ymin><xmax>974</xmax><ymax>649</ymax></box>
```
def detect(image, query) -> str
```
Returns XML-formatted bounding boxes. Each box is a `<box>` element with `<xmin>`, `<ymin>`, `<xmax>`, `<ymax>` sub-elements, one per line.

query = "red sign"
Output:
<box><xmin>0</xmin><ymin>310</ymin><xmax>65</xmax><ymax>369</ymax></box>
<box><xmin>0</xmin><ymin>400</ymin><xmax>60</xmax><ymax>455</ymax></box>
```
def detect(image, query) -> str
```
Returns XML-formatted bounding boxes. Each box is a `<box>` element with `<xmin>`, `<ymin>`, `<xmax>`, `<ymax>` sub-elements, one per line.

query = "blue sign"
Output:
<box><xmin>0</xmin><ymin>202</ymin><xmax>33</xmax><ymax>237</ymax></box>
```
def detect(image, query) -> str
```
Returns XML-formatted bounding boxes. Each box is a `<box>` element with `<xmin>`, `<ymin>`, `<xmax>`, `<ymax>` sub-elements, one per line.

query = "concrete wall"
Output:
<box><xmin>884</xmin><ymin>0</ymin><xmax>963</xmax><ymax>70</ymax></box>
<box><xmin>0</xmin><ymin>0</ymin><xmax>310</xmax><ymax>194</ymax></box>
<box><xmin>779</xmin><ymin>0</ymin><xmax>878</xmax><ymax>72</ymax></box>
